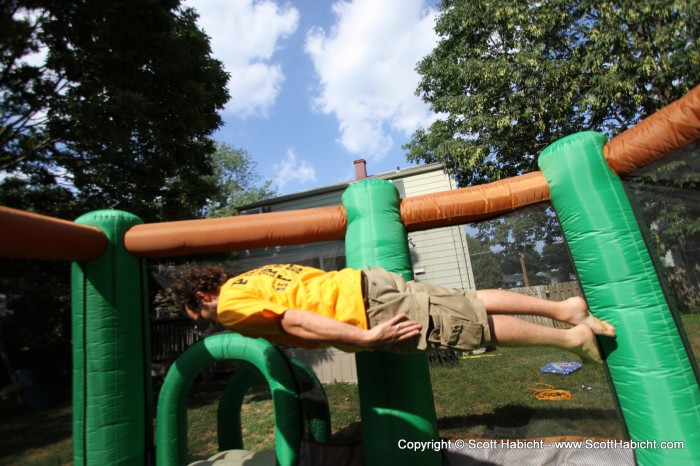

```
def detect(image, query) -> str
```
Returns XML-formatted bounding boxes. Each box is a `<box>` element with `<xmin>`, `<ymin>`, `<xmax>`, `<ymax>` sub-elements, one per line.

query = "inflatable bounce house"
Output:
<box><xmin>1</xmin><ymin>85</ymin><xmax>699</xmax><ymax>465</ymax></box>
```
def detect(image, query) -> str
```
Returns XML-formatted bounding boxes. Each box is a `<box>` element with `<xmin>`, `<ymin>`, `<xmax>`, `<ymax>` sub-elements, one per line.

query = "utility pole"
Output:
<box><xmin>520</xmin><ymin>252</ymin><xmax>530</xmax><ymax>287</ymax></box>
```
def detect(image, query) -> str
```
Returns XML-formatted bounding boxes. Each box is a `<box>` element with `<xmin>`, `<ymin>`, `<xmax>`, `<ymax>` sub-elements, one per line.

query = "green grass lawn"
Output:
<box><xmin>2</xmin><ymin>314</ymin><xmax>698</xmax><ymax>464</ymax></box>
<box><xmin>0</xmin><ymin>401</ymin><xmax>73</xmax><ymax>466</ymax></box>
<box><xmin>431</xmin><ymin>346</ymin><xmax>622</xmax><ymax>441</ymax></box>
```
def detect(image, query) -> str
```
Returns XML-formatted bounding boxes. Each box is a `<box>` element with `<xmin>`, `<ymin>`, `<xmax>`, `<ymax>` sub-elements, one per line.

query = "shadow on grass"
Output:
<box><xmin>0</xmin><ymin>400</ymin><xmax>72</xmax><ymax>463</ymax></box>
<box><xmin>437</xmin><ymin>404</ymin><xmax>619</xmax><ymax>438</ymax></box>
<box><xmin>330</xmin><ymin>421</ymin><xmax>363</xmax><ymax>444</ymax></box>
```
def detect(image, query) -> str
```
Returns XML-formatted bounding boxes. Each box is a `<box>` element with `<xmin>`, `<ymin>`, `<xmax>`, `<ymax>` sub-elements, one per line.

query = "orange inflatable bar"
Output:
<box><xmin>0</xmin><ymin>206</ymin><xmax>108</xmax><ymax>261</ymax></box>
<box><xmin>124</xmin><ymin>205</ymin><xmax>347</xmax><ymax>258</ymax></box>
<box><xmin>124</xmin><ymin>174</ymin><xmax>550</xmax><ymax>258</ymax></box>
<box><xmin>400</xmin><ymin>172</ymin><xmax>550</xmax><ymax>232</ymax></box>
<box><xmin>604</xmin><ymin>84</ymin><xmax>700</xmax><ymax>174</ymax></box>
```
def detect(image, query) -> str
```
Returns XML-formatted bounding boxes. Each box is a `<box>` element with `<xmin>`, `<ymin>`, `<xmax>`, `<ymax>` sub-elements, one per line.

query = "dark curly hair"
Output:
<box><xmin>171</xmin><ymin>265</ymin><xmax>230</xmax><ymax>314</ymax></box>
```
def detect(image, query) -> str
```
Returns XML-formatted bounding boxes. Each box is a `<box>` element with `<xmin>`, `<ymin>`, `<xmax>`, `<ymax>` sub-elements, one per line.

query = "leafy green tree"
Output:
<box><xmin>203</xmin><ymin>143</ymin><xmax>277</xmax><ymax>218</ymax></box>
<box><xmin>408</xmin><ymin>1</ymin><xmax>698</xmax><ymax>293</ymax></box>
<box><xmin>405</xmin><ymin>0</ymin><xmax>699</xmax><ymax>186</ymax></box>
<box><xmin>541</xmin><ymin>242</ymin><xmax>577</xmax><ymax>283</ymax></box>
<box><xmin>0</xmin><ymin>173</ymin><xmax>78</xmax><ymax>387</ymax></box>
<box><xmin>470</xmin><ymin>205</ymin><xmax>576</xmax><ymax>286</ymax></box>
<box><xmin>0</xmin><ymin>0</ymin><xmax>230</xmax><ymax>386</ymax></box>
<box><xmin>624</xmin><ymin>149</ymin><xmax>700</xmax><ymax>311</ymax></box>
<box><xmin>466</xmin><ymin>233</ymin><xmax>503</xmax><ymax>289</ymax></box>
<box><xmin>494</xmin><ymin>250</ymin><xmax>545</xmax><ymax>287</ymax></box>
<box><xmin>1</xmin><ymin>0</ymin><xmax>229</xmax><ymax>222</ymax></box>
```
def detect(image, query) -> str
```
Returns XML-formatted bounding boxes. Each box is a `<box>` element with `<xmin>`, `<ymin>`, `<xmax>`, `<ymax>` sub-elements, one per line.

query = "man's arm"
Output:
<box><xmin>279</xmin><ymin>309</ymin><xmax>422</xmax><ymax>351</ymax></box>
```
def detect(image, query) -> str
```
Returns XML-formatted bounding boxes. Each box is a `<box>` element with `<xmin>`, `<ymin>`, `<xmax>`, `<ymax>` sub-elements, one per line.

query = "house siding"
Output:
<box><xmin>400</xmin><ymin>167</ymin><xmax>476</xmax><ymax>290</ymax></box>
<box><xmin>266</xmin><ymin>190</ymin><xmax>344</xmax><ymax>211</ymax></box>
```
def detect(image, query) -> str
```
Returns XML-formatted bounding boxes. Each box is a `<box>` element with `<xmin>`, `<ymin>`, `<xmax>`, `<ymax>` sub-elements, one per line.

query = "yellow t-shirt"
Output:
<box><xmin>216</xmin><ymin>264</ymin><xmax>367</xmax><ymax>348</ymax></box>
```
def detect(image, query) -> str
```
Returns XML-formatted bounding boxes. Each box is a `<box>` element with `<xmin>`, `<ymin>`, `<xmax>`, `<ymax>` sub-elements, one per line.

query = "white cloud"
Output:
<box><xmin>273</xmin><ymin>148</ymin><xmax>317</xmax><ymax>190</ymax></box>
<box><xmin>305</xmin><ymin>0</ymin><xmax>439</xmax><ymax>159</ymax></box>
<box><xmin>188</xmin><ymin>0</ymin><xmax>299</xmax><ymax>118</ymax></box>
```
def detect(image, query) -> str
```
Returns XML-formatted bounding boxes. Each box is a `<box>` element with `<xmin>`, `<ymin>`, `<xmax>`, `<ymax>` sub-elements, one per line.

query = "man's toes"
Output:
<box><xmin>584</xmin><ymin>316</ymin><xmax>616</xmax><ymax>337</ymax></box>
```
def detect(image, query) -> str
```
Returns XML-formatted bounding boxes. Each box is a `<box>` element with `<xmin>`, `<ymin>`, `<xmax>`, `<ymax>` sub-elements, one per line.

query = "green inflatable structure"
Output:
<box><xmin>538</xmin><ymin>132</ymin><xmax>700</xmax><ymax>466</ymax></box>
<box><xmin>72</xmin><ymin>210</ymin><xmax>153</xmax><ymax>465</ymax></box>
<box><xmin>342</xmin><ymin>179</ymin><xmax>441</xmax><ymax>466</ymax></box>
<box><xmin>64</xmin><ymin>132</ymin><xmax>699</xmax><ymax>466</ymax></box>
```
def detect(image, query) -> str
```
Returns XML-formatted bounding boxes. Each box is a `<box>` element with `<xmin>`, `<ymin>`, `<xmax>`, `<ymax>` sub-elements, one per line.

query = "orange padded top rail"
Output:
<box><xmin>400</xmin><ymin>172</ymin><xmax>550</xmax><ymax>232</ymax></box>
<box><xmin>604</xmin><ymin>84</ymin><xmax>700</xmax><ymax>174</ymax></box>
<box><xmin>124</xmin><ymin>205</ymin><xmax>348</xmax><ymax>258</ymax></box>
<box><xmin>0</xmin><ymin>206</ymin><xmax>108</xmax><ymax>261</ymax></box>
<box><xmin>123</xmin><ymin>173</ymin><xmax>551</xmax><ymax>258</ymax></box>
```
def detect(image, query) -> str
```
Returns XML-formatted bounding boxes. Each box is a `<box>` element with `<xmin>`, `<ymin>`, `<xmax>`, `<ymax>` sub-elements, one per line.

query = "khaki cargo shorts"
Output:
<box><xmin>362</xmin><ymin>267</ymin><xmax>491</xmax><ymax>353</ymax></box>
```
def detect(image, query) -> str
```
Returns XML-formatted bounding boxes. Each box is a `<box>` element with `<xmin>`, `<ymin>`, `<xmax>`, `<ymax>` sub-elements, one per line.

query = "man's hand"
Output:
<box><xmin>279</xmin><ymin>309</ymin><xmax>421</xmax><ymax>352</ymax></box>
<box><xmin>364</xmin><ymin>313</ymin><xmax>422</xmax><ymax>351</ymax></box>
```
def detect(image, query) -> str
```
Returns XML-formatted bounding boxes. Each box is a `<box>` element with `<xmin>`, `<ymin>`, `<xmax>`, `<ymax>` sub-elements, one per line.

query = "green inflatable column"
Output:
<box><xmin>538</xmin><ymin>132</ymin><xmax>700</xmax><ymax>466</ymax></box>
<box><xmin>72</xmin><ymin>210</ymin><xmax>153</xmax><ymax>465</ymax></box>
<box><xmin>342</xmin><ymin>179</ymin><xmax>441</xmax><ymax>466</ymax></box>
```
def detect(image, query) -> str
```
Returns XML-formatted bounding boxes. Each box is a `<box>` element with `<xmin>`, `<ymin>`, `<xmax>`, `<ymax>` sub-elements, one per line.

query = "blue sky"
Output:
<box><xmin>185</xmin><ymin>0</ymin><xmax>442</xmax><ymax>195</ymax></box>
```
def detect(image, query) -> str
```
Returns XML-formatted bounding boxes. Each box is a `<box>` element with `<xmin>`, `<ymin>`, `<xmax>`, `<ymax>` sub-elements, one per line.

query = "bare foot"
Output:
<box><xmin>582</xmin><ymin>315</ymin><xmax>616</xmax><ymax>337</ymax></box>
<box><xmin>567</xmin><ymin>325</ymin><xmax>603</xmax><ymax>363</ymax></box>
<box><xmin>561</xmin><ymin>297</ymin><xmax>616</xmax><ymax>337</ymax></box>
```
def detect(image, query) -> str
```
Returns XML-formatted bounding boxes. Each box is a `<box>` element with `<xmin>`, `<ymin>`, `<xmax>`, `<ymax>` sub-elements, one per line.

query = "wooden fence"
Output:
<box><xmin>151</xmin><ymin>317</ymin><xmax>199</xmax><ymax>376</ymax></box>
<box><xmin>508</xmin><ymin>281</ymin><xmax>581</xmax><ymax>300</ymax></box>
<box><xmin>508</xmin><ymin>281</ymin><xmax>582</xmax><ymax>328</ymax></box>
